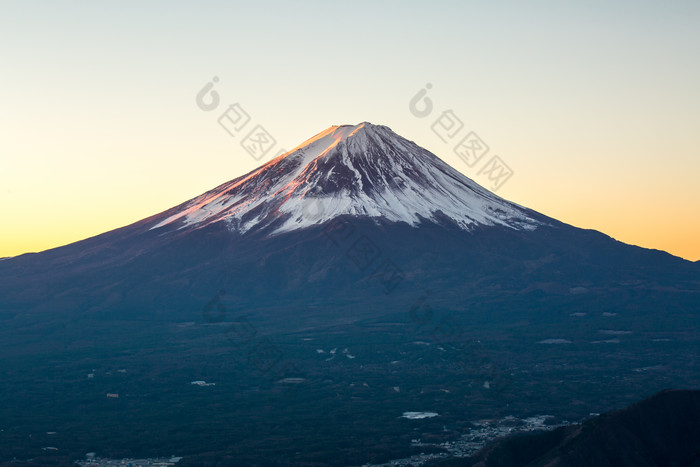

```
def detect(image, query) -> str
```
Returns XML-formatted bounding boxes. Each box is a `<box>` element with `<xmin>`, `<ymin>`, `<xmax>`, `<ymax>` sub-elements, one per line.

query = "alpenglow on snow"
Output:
<box><xmin>152</xmin><ymin>122</ymin><xmax>541</xmax><ymax>234</ymax></box>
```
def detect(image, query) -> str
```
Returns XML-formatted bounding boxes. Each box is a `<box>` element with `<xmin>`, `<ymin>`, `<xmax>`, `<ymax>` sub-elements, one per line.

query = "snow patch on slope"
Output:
<box><xmin>151</xmin><ymin>123</ymin><xmax>540</xmax><ymax>234</ymax></box>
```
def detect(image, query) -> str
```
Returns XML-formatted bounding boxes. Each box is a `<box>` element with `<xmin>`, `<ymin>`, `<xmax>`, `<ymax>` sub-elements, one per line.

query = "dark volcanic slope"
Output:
<box><xmin>433</xmin><ymin>389</ymin><xmax>700</xmax><ymax>467</ymax></box>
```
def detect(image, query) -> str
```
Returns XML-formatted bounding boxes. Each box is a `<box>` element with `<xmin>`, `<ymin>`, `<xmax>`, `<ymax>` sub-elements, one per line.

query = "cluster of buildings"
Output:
<box><xmin>361</xmin><ymin>414</ymin><xmax>569</xmax><ymax>466</ymax></box>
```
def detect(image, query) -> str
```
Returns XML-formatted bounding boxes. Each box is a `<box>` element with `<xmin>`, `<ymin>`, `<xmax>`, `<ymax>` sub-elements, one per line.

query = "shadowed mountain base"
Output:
<box><xmin>431</xmin><ymin>389</ymin><xmax>700</xmax><ymax>467</ymax></box>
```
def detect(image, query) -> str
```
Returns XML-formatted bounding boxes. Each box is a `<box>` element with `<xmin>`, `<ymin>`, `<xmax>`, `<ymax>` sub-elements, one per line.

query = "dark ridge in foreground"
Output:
<box><xmin>430</xmin><ymin>389</ymin><xmax>700</xmax><ymax>467</ymax></box>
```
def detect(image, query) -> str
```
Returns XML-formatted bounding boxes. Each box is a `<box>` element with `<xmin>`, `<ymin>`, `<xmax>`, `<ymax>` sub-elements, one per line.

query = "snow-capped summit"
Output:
<box><xmin>151</xmin><ymin>122</ymin><xmax>541</xmax><ymax>234</ymax></box>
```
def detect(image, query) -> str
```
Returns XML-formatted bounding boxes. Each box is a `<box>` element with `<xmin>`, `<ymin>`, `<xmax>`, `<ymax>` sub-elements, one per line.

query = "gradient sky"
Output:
<box><xmin>1</xmin><ymin>0</ymin><xmax>699</xmax><ymax>260</ymax></box>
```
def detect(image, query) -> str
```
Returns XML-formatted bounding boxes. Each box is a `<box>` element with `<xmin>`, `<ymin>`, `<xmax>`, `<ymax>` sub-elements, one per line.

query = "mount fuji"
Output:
<box><xmin>150</xmin><ymin>122</ymin><xmax>540</xmax><ymax>234</ymax></box>
<box><xmin>1</xmin><ymin>122</ymin><xmax>694</xmax><ymax>322</ymax></box>
<box><xmin>0</xmin><ymin>122</ymin><xmax>697</xmax><ymax>466</ymax></box>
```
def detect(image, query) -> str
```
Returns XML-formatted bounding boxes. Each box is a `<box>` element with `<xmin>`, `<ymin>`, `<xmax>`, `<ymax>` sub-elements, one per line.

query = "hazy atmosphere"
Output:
<box><xmin>1</xmin><ymin>2</ymin><xmax>699</xmax><ymax>466</ymax></box>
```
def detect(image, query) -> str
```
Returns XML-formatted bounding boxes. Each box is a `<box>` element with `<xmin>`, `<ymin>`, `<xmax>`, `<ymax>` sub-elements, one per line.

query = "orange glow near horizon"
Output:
<box><xmin>2</xmin><ymin>144</ymin><xmax>698</xmax><ymax>262</ymax></box>
<box><xmin>1</xmin><ymin>125</ymin><xmax>698</xmax><ymax>262</ymax></box>
<box><xmin>1</xmin><ymin>3</ymin><xmax>698</xmax><ymax>262</ymax></box>
<box><xmin>2</xmin><ymin>208</ymin><xmax>696</xmax><ymax>262</ymax></box>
